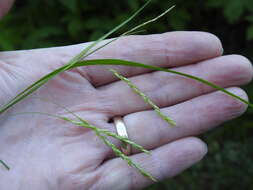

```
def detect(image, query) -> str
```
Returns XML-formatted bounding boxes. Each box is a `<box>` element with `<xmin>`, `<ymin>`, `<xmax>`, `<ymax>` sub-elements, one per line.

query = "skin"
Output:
<box><xmin>0</xmin><ymin>0</ymin><xmax>14</xmax><ymax>18</ymax></box>
<box><xmin>0</xmin><ymin>1</ymin><xmax>253</xmax><ymax>190</ymax></box>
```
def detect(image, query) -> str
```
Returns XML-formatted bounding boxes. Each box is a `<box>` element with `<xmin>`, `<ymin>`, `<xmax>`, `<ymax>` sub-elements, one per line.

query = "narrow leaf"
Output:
<box><xmin>1</xmin><ymin>59</ymin><xmax>252</xmax><ymax>114</ymax></box>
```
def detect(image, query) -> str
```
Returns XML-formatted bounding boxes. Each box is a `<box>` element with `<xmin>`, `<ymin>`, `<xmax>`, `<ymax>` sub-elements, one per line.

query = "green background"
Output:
<box><xmin>0</xmin><ymin>0</ymin><xmax>253</xmax><ymax>189</ymax></box>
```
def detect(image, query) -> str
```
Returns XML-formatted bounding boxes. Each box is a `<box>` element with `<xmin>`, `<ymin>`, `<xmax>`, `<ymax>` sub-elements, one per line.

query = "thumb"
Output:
<box><xmin>0</xmin><ymin>0</ymin><xmax>14</xmax><ymax>19</ymax></box>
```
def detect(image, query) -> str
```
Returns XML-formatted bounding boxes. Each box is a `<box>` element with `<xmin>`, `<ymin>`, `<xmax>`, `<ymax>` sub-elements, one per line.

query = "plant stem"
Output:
<box><xmin>0</xmin><ymin>160</ymin><xmax>10</xmax><ymax>170</ymax></box>
<box><xmin>110</xmin><ymin>69</ymin><xmax>176</xmax><ymax>126</ymax></box>
<box><xmin>95</xmin><ymin>131</ymin><xmax>157</xmax><ymax>182</ymax></box>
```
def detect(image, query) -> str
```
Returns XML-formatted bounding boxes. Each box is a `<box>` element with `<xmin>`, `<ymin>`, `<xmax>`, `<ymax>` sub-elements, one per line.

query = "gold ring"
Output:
<box><xmin>113</xmin><ymin>116</ymin><xmax>131</xmax><ymax>156</ymax></box>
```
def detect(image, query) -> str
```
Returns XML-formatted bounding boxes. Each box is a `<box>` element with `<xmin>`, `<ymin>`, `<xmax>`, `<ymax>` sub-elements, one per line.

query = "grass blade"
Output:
<box><xmin>1</xmin><ymin>59</ymin><xmax>252</xmax><ymax>115</ymax></box>
<box><xmin>74</xmin><ymin>59</ymin><xmax>253</xmax><ymax>108</ymax></box>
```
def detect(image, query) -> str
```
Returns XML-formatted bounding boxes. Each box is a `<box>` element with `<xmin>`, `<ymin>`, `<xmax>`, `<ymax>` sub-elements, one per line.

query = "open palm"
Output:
<box><xmin>0</xmin><ymin>32</ymin><xmax>252</xmax><ymax>190</ymax></box>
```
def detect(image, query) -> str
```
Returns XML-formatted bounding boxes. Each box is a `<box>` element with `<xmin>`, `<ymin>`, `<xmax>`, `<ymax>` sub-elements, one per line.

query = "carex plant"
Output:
<box><xmin>0</xmin><ymin>0</ymin><xmax>252</xmax><ymax>181</ymax></box>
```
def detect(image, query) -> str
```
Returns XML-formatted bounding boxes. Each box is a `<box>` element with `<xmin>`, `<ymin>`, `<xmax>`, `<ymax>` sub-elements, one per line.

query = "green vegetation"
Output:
<box><xmin>0</xmin><ymin>0</ymin><xmax>252</xmax><ymax>189</ymax></box>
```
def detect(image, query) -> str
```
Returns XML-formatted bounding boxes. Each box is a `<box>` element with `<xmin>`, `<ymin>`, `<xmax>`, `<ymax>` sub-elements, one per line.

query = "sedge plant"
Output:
<box><xmin>0</xmin><ymin>0</ymin><xmax>252</xmax><ymax>181</ymax></box>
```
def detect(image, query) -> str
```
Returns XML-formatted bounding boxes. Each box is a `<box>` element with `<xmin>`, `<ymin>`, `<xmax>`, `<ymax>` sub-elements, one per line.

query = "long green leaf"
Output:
<box><xmin>1</xmin><ymin>59</ymin><xmax>252</xmax><ymax>114</ymax></box>
<box><xmin>74</xmin><ymin>59</ymin><xmax>253</xmax><ymax>107</ymax></box>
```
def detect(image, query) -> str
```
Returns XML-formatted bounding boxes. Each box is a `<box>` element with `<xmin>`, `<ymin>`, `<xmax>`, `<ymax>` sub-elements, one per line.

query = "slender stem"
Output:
<box><xmin>110</xmin><ymin>69</ymin><xmax>176</xmax><ymax>126</ymax></box>
<box><xmin>0</xmin><ymin>160</ymin><xmax>10</xmax><ymax>170</ymax></box>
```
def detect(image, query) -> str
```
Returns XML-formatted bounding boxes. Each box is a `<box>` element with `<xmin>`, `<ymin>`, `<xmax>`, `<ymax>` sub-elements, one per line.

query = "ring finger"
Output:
<box><xmin>107</xmin><ymin>87</ymin><xmax>248</xmax><ymax>153</ymax></box>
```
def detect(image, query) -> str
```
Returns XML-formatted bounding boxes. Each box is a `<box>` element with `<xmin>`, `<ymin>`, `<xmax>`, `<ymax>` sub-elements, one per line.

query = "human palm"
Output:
<box><xmin>0</xmin><ymin>32</ymin><xmax>252</xmax><ymax>190</ymax></box>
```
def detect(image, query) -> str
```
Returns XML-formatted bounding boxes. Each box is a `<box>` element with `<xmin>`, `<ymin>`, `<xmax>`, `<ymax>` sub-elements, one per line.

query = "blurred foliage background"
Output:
<box><xmin>0</xmin><ymin>0</ymin><xmax>253</xmax><ymax>189</ymax></box>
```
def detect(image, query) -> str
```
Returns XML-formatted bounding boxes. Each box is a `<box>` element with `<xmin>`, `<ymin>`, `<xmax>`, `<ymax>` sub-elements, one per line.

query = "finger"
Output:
<box><xmin>48</xmin><ymin>31</ymin><xmax>222</xmax><ymax>86</ymax></box>
<box><xmin>99</xmin><ymin>55</ymin><xmax>253</xmax><ymax>116</ymax></box>
<box><xmin>0</xmin><ymin>0</ymin><xmax>14</xmax><ymax>18</ymax></box>
<box><xmin>95</xmin><ymin>137</ymin><xmax>207</xmax><ymax>190</ymax></box>
<box><xmin>111</xmin><ymin>87</ymin><xmax>248</xmax><ymax>152</ymax></box>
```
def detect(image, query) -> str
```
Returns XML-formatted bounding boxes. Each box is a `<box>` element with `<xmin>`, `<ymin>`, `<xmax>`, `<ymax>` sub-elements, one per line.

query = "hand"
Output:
<box><xmin>0</xmin><ymin>30</ymin><xmax>252</xmax><ymax>190</ymax></box>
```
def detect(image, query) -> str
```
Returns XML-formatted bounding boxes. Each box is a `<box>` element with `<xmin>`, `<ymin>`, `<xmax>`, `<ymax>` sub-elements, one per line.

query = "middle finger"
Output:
<box><xmin>98</xmin><ymin>55</ymin><xmax>252</xmax><ymax>117</ymax></box>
